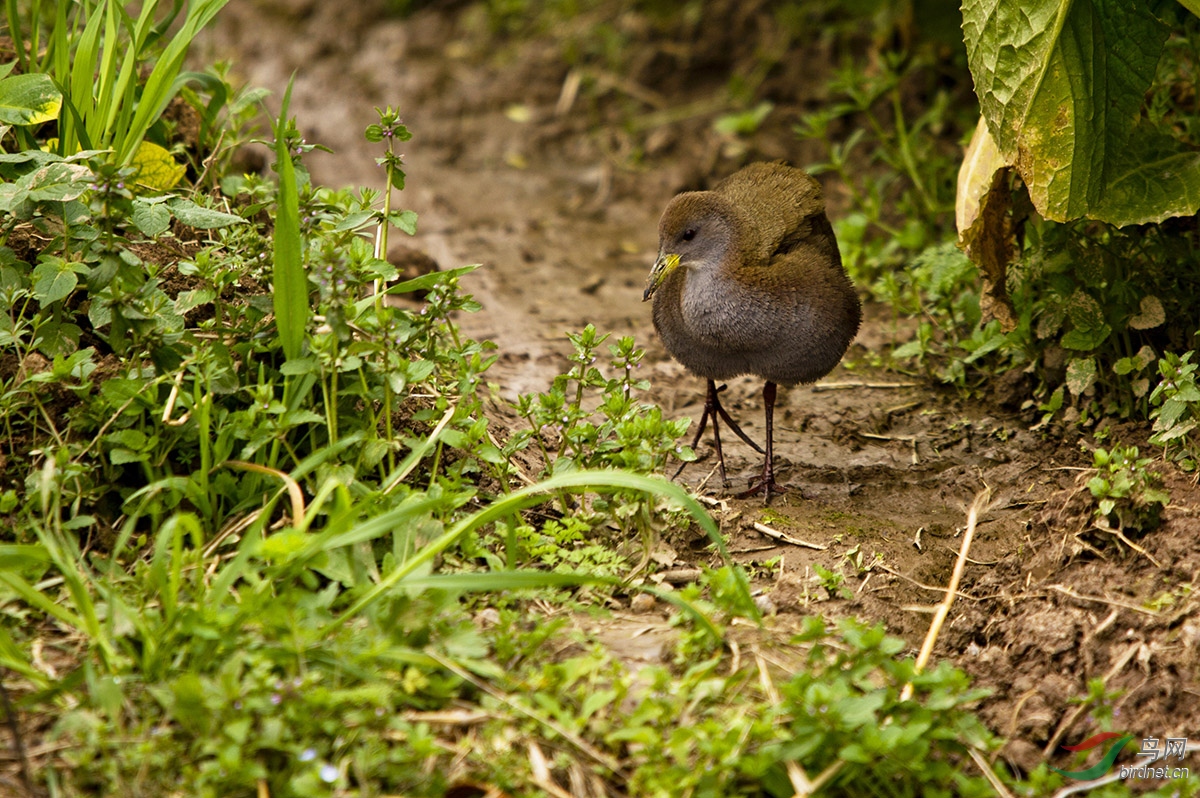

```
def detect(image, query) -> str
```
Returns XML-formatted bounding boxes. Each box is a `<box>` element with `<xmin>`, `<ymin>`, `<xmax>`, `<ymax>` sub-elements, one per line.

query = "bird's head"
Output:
<box><xmin>643</xmin><ymin>193</ymin><xmax>736</xmax><ymax>302</ymax></box>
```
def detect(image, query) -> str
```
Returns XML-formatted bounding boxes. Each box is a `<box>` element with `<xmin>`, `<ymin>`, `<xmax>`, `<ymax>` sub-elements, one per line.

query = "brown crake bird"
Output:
<box><xmin>643</xmin><ymin>162</ymin><xmax>861</xmax><ymax>498</ymax></box>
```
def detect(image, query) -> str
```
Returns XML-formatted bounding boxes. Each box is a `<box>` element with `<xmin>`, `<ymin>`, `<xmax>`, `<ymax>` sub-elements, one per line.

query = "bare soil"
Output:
<box><xmin>201</xmin><ymin>0</ymin><xmax>1200</xmax><ymax>781</ymax></box>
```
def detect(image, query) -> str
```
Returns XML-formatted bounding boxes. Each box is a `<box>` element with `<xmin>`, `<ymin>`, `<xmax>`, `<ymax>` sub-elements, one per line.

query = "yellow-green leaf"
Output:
<box><xmin>130</xmin><ymin>140</ymin><xmax>185</xmax><ymax>191</ymax></box>
<box><xmin>0</xmin><ymin>73</ymin><xmax>62</xmax><ymax>126</ymax></box>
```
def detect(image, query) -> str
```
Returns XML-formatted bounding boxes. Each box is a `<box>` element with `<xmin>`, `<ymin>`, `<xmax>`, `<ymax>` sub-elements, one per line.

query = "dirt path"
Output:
<box><xmin>203</xmin><ymin>1</ymin><xmax>1200</xmax><ymax>777</ymax></box>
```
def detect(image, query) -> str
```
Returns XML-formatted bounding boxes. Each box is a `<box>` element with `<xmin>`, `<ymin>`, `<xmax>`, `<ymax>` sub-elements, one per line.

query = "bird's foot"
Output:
<box><xmin>736</xmin><ymin>460</ymin><xmax>795</xmax><ymax>504</ymax></box>
<box><xmin>736</xmin><ymin>477</ymin><xmax>786</xmax><ymax>503</ymax></box>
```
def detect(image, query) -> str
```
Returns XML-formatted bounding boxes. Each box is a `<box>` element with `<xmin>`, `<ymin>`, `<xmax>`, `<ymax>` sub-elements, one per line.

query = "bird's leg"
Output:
<box><xmin>673</xmin><ymin>379</ymin><xmax>720</xmax><ymax>482</ymax></box>
<box><xmin>711</xmin><ymin>386</ymin><xmax>766</xmax><ymax>455</ymax></box>
<box><xmin>740</xmin><ymin>381</ymin><xmax>784</xmax><ymax>502</ymax></box>
<box><xmin>761</xmin><ymin>381</ymin><xmax>778</xmax><ymax>498</ymax></box>
<box><xmin>709</xmin><ymin>386</ymin><xmax>728</xmax><ymax>486</ymax></box>
<box><xmin>673</xmin><ymin>380</ymin><xmax>766</xmax><ymax>484</ymax></box>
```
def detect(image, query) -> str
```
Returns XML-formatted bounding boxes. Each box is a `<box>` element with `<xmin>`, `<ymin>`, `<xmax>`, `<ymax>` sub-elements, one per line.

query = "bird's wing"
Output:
<box><xmin>714</xmin><ymin>163</ymin><xmax>826</xmax><ymax>264</ymax></box>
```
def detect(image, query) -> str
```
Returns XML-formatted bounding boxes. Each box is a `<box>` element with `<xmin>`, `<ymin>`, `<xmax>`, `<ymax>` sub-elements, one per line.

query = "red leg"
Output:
<box><xmin>739</xmin><ymin>381</ymin><xmax>786</xmax><ymax>502</ymax></box>
<box><xmin>673</xmin><ymin>380</ymin><xmax>763</xmax><ymax>486</ymax></box>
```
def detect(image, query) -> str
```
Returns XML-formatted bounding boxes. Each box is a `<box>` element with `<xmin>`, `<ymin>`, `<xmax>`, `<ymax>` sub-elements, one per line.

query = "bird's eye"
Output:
<box><xmin>682</xmin><ymin>228</ymin><xmax>697</xmax><ymax>242</ymax></box>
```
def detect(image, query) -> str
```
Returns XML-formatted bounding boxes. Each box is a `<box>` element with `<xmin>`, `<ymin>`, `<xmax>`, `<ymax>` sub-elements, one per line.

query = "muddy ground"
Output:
<box><xmin>201</xmin><ymin>0</ymin><xmax>1199</xmax><ymax>782</ymax></box>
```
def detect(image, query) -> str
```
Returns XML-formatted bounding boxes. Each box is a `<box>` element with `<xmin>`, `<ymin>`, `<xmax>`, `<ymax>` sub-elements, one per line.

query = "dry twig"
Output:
<box><xmin>812</xmin><ymin>381</ymin><xmax>919</xmax><ymax>392</ymax></box>
<box><xmin>1047</xmin><ymin>584</ymin><xmax>1158</xmax><ymax>616</ymax></box>
<box><xmin>901</xmin><ymin>489</ymin><xmax>990</xmax><ymax>701</ymax></box>
<box><xmin>753</xmin><ymin>522</ymin><xmax>826</xmax><ymax>550</ymax></box>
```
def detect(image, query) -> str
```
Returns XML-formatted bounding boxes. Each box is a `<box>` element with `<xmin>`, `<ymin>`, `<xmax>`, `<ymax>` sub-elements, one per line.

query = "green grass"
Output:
<box><xmin>2</xmin><ymin>1</ymin><xmax>1200</xmax><ymax>796</ymax></box>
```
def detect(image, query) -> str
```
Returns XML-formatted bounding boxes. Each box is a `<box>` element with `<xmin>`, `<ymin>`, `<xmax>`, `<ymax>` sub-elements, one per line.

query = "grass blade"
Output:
<box><xmin>333</xmin><ymin>469</ymin><xmax>752</xmax><ymax>628</ymax></box>
<box><xmin>269</xmin><ymin>78</ymin><xmax>307</xmax><ymax>363</ymax></box>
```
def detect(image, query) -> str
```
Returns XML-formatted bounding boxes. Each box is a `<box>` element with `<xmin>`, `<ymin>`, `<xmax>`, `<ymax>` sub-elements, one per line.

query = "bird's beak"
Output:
<box><xmin>643</xmin><ymin>252</ymin><xmax>680</xmax><ymax>302</ymax></box>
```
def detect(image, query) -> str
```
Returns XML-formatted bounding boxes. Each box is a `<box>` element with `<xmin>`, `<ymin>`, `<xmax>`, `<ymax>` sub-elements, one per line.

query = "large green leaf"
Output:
<box><xmin>0</xmin><ymin>73</ymin><xmax>62</xmax><ymax>125</ymax></box>
<box><xmin>961</xmin><ymin>0</ymin><xmax>1193</xmax><ymax>225</ymax></box>
<box><xmin>1092</xmin><ymin>123</ymin><xmax>1200</xmax><ymax>225</ymax></box>
<box><xmin>23</xmin><ymin>162</ymin><xmax>93</xmax><ymax>203</ymax></box>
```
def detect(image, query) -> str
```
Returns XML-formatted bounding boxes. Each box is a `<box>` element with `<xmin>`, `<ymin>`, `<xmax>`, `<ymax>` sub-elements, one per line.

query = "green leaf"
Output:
<box><xmin>1061</xmin><ymin>324</ymin><xmax>1111</xmax><ymax>351</ymax></box>
<box><xmin>279</xmin><ymin>357</ymin><xmax>318</xmax><ymax>376</ymax></box>
<box><xmin>1092</xmin><ymin>123</ymin><xmax>1200</xmax><ymax>225</ymax></box>
<box><xmin>114</xmin><ymin>0</ymin><xmax>232</xmax><ymax>164</ymax></box>
<box><xmin>962</xmin><ymin>328</ymin><xmax>1006</xmax><ymax>363</ymax></box>
<box><xmin>1132</xmin><ymin>345</ymin><xmax>1156</xmax><ymax>371</ymax></box>
<box><xmin>379</xmin><ymin>264</ymin><xmax>478</xmax><ymax>298</ymax></box>
<box><xmin>387</xmin><ymin>209</ymin><xmax>418</xmax><ymax>235</ymax></box>
<box><xmin>713</xmin><ymin>101</ymin><xmax>774</xmax><ymax>136</ymax></box>
<box><xmin>332</xmin><ymin>210</ymin><xmax>376</xmax><ymax>231</ymax></box>
<box><xmin>1153</xmin><ymin>398</ymin><xmax>1189</xmax><ymax>431</ymax></box>
<box><xmin>31</xmin><ymin>258</ymin><xmax>78</xmax><ymax>305</ymax></box>
<box><xmin>890</xmin><ymin>340</ymin><xmax>924</xmax><ymax>360</ymax></box>
<box><xmin>37</xmin><ymin>322</ymin><xmax>80</xmax><ymax>358</ymax></box>
<box><xmin>110</xmin><ymin>448</ymin><xmax>147</xmax><ymax>465</ymax></box>
<box><xmin>167</xmin><ymin>198</ymin><xmax>245</xmax><ymax>229</ymax></box>
<box><xmin>268</xmin><ymin>82</ymin><xmax>309</xmax><ymax>368</ymax></box>
<box><xmin>132</xmin><ymin>199</ymin><xmax>172</xmax><ymax>237</ymax></box>
<box><xmin>1151</xmin><ymin>419</ymin><xmax>1196</xmax><ymax>443</ymax></box>
<box><xmin>23</xmin><ymin>162</ymin><xmax>92</xmax><ymax>203</ymax></box>
<box><xmin>962</xmin><ymin>0</ymin><xmax>1180</xmax><ymax>224</ymax></box>
<box><xmin>174</xmin><ymin>288</ymin><xmax>216</xmax><ymax>314</ymax></box>
<box><xmin>388</xmin><ymin>167</ymin><xmax>406</xmax><ymax>191</ymax></box>
<box><xmin>1066</xmin><ymin>357</ymin><xmax>1097</xmax><ymax>397</ymax></box>
<box><xmin>0</xmin><ymin>73</ymin><xmax>62</xmax><ymax>125</ymax></box>
<box><xmin>0</xmin><ymin>544</ymin><xmax>51</xmax><ymax>570</ymax></box>
<box><xmin>1041</xmin><ymin>385</ymin><xmax>1064</xmax><ymax>413</ymax></box>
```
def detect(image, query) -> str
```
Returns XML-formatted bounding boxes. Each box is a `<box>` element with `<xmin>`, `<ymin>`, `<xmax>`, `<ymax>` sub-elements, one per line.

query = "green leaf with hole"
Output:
<box><xmin>0</xmin><ymin>73</ymin><xmax>62</xmax><ymax>126</ymax></box>
<box><xmin>963</xmin><ymin>0</ymin><xmax>1167</xmax><ymax>218</ymax></box>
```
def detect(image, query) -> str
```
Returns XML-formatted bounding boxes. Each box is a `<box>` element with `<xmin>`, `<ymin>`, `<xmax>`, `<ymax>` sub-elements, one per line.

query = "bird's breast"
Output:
<box><xmin>651</xmin><ymin>262</ymin><xmax>858</xmax><ymax>385</ymax></box>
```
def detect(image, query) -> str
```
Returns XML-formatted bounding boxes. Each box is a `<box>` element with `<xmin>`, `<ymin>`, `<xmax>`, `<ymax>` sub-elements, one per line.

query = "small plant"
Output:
<box><xmin>1086</xmin><ymin>444</ymin><xmax>1169</xmax><ymax>535</ymax></box>
<box><xmin>616</xmin><ymin>616</ymin><xmax>996</xmax><ymax>797</ymax></box>
<box><xmin>512</xmin><ymin>324</ymin><xmax>693</xmax><ymax>474</ymax></box>
<box><xmin>812</xmin><ymin>562</ymin><xmax>854</xmax><ymax>600</ymax></box>
<box><xmin>1149</xmin><ymin>349</ymin><xmax>1200</xmax><ymax>470</ymax></box>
